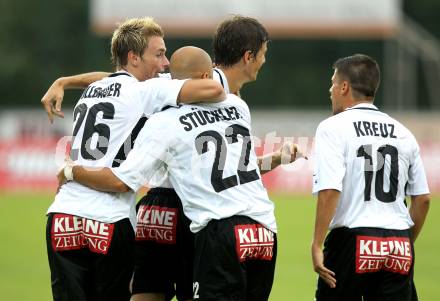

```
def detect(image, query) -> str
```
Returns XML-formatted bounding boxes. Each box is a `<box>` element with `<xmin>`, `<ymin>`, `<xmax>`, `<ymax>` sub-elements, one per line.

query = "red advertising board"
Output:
<box><xmin>0</xmin><ymin>137</ymin><xmax>439</xmax><ymax>193</ymax></box>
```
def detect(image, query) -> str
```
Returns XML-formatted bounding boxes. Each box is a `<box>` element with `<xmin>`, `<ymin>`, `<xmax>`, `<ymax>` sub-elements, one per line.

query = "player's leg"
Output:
<box><xmin>193</xmin><ymin>217</ymin><xmax>247</xmax><ymax>301</ymax></box>
<box><xmin>92</xmin><ymin>218</ymin><xmax>134</xmax><ymax>301</ymax></box>
<box><xmin>46</xmin><ymin>213</ymin><xmax>90</xmax><ymax>301</ymax></box>
<box><xmin>131</xmin><ymin>293</ymin><xmax>166</xmax><ymax>301</ymax></box>
<box><xmin>246</xmin><ymin>232</ymin><xmax>277</xmax><ymax>301</ymax></box>
<box><xmin>315</xmin><ymin>227</ymin><xmax>362</xmax><ymax>301</ymax></box>
<box><xmin>174</xmin><ymin>197</ymin><xmax>195</xmax><ymax>301</ymax></box>
<box><xmin>131</xmin><ymin>188</ymin><xmax>181</xmax><ymax>301</ymax></box>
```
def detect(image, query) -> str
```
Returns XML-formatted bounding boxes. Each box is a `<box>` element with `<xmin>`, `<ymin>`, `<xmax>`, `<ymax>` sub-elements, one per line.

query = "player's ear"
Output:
<box><xmin>243</xmin><ymin>50</ymin><xmax>254</xmax><ymax>64</ymax></box>
<box><xmin>127</xmin><ymin>50</ymin><xmax>140</xmax><ymax>67</ymax></box>
<box><xmin>341</xmin><ymin>80</ymin><xmax>350</xmax><ymax>96</ymax></box>
<box><xmin>200</xmin><ymin>72</ymin><xmax>210</xmax><ymax>79</ymax></box>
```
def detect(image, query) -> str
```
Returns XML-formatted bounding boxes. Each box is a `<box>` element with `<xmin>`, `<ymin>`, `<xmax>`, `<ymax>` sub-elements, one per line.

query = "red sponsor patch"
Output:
<box><xmin>135</xmin><ymin>205</ymin><xmax>178</xmax><ymax>244</ymax></box>
<box><xmin>356</xmin><ymin>236</ymin><xmax>412</xmax><ymax>275</ymax></box>
<box><xmin>234</xmin><ymin>224</ymin><xmax>274</xmax><ymax>262</ymax></box>
<box><xmin>51</xmin><ymin>214</ymin><xmax>114</xmax><ymax>255</ymax></box>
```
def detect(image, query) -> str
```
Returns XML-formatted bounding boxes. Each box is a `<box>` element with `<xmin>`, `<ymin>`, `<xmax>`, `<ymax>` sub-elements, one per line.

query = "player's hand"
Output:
<box><xmin>280</xmin><ymin>141</ymin><xmax>308</xmax><ymax>164</ymax></box>
<box><xmin>41</xmin><ymin>78</ymin><xmax>65</xmax><ymax>123</ymax></box>
<box><xmin>57</xmin><ymin>156</ymin><xmax>73</xmax><ymax>187</ymax></box>
<box><xmin>57</xmin><ymin>168</ymin><xmax>67</xmax><ymax>187</ymax></box>
<box><xmin>311</xmin><ymin>243</ymin><xmax>336</xmax><ymax>288</ymax></box>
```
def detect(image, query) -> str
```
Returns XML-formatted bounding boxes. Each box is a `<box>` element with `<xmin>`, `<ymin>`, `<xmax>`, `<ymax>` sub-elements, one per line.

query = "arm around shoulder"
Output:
<box><xmin>72</xmin><ymin>166</ymin><xmax>131</xmax><ymax>193</ymax></box>
<box><xmin>41</xmin><ymin>72</ymin><xmax>110</xmax><ymax>123</ymax></box>
<box><xmin>177</xmin><ymin>79</ymin><xmax>225</xmax><ymax>104</ymax></box>
<box><xmin>58</xmin><ymin>72</ymin><xmax>111</xmax><ymax>89</ymax></box>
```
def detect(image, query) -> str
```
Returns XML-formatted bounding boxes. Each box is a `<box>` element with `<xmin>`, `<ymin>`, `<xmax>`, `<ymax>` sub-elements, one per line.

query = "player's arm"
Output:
<box><xmin>58</xmin><ymin>116</ymin><xmax>170</xmax><ymax>193</ymax></box>
<box><xmin>41</xmin><ymin>72</ymin><xmax>110</xmax><ymax>123</ymax></box>
<box><xmin>409</xmin><ymin>194</ymin><xmax>430</xmax><ymax>241</ymax></box>
<box><xmin>311</xmin><ymin>189</ymin><xmax>339</xmax><ymax>288</ymax></box>
<box><xmin>177</xmin><ymin>79</ymin><xmax>225</xmax><ymax>104</ymax></box>
<box><xmin>68</xmin><ymin>166</ymin><xmax>130</xmax><ymax>193</ymax></box>
<box><xmin>258</xmin><ymin>142</ymin><xmax>307</xmax><ymax>174</ymax></box>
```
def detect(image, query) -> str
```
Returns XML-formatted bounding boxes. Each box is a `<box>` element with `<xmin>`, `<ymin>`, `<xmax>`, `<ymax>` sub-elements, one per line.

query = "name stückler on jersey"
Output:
<box><xmin>353</xmin><ymin>121</ymin><xmax>397</xmax><ymax>138</ymax></box>
<box><xmin>80</xmin><ymin>83</ymin><xmax>122</xmax><ymax>99</ymax></box>
<box><xmin>179</xmin><ymin>106</ymin><xmax>242</xmax><ymax>132</ymax></box>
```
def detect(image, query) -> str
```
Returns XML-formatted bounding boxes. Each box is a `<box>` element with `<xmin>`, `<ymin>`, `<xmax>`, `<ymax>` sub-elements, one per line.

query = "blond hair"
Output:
<box><xmin>111</xmin><ymin>17</ymin><xmax>164</xmax><ymax>69</ymax></box>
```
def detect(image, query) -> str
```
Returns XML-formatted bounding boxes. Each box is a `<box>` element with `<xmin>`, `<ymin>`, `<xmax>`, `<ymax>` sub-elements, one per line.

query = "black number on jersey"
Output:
<box><xmin>71</xmin><ymin>102</ymin><xmax>115</xmax><ymax>160</ymax></box>
<box><xmin>357</xmin><ymin>144</ymin><xmax>399</xmax><ymax>203</ymax></box>
<box><xmin>195</xmin><ymin>124</ymin><xmax>259</xmax><ymax>192</ymax></box>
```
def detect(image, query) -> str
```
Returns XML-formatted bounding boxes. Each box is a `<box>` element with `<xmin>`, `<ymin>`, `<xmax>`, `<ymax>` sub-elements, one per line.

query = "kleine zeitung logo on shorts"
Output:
<box><xmin>356</xmin><ymin>236</ymin><xmax>412</xmax><ymax>275</ymax></box>
<box><xmin>136</xmin><ymin>205</ymin><xmax>178</xmax><ymax>244</ymax></box>
<box><xmin>234</xmin><ymin>224</ymin><xmax>274</xmax><ymax>262</ymax></box>
<box><xmin>51</xmin><ymin>214</ymin><xmax>115</xmax><ymax>254</ymax></box>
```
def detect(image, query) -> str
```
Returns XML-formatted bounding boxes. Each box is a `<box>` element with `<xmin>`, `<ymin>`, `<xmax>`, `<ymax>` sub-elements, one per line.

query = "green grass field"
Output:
<box><xmin>0</xmin><ymin>192</ymin><xmax>438</xmax><ymax>300</ymax></box>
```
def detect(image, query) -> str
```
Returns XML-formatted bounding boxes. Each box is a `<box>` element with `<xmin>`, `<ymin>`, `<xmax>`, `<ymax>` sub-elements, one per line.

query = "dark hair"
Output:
<box><xmin>333</xmin><ymin>54</ymin><xmax>380</xmax><ymax>98</ymax></box>
<box><xmin>213</xmin><ymin>15</ymin><xmax>269</xmax><ymax>67</ymax></box>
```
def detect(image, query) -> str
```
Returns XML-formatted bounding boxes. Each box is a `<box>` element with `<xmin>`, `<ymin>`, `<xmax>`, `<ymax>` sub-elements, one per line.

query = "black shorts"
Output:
<box><xmin>193</xmin><ymin>215</ymin><xmax>277</xmax><ymax>301</ymax></box>
<box><xmin>46</xmin><ymin>213</ymin><xmax>134</xmax><ymax>301</ymax></box>
<box><xmin>316</xmin><ymin>227</ymin><xmax>417</xmax><ymax>301</ymax></box>
<box><xmin>131</xmin><ymin>188</ymin><xmax>194</xmax><ymax>301</ymax></box>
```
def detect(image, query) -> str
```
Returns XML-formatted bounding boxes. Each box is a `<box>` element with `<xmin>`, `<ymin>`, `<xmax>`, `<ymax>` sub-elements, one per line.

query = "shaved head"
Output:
<box><xmin>170</xmin><ymin>46</ymin><xmax>213</xmax><ymax>80</ymax></box>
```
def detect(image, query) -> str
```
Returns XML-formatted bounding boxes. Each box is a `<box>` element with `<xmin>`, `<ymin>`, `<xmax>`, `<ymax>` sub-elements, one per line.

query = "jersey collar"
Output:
<box><xmin>213</xmin><ymin>67</ymin><xmax>230</xmax><ymax>94</ymax></box>
<box><xmin>109</xmin><ymin>70</ymin><xmax>134</xmax><ymax>78</ymax></box>
<box><xmin>345</xmin><ymin>103</ymin><xmax>379</xmax><ymax>111</ymax></box>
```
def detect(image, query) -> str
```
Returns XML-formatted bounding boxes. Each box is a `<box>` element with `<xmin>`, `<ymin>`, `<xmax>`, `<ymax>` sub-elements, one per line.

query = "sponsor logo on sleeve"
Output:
<box><xmin>356</xmin><ymin>236</ymin><xmax>413</xmax><ymax>275</ymax></box>
<box><xmin>135</xmin><ymin>205</ymin><xmax>178</xmax><ymax>244</ymax></box>
<box><xmin>51</xmin><ymin>214</ymin><xmax>114</xmax><ymax>254</ymax></box>
<box><xmin>234</xmin><ymin>224</ymin><xmax>275</xmax><ymax>262</ymax></box>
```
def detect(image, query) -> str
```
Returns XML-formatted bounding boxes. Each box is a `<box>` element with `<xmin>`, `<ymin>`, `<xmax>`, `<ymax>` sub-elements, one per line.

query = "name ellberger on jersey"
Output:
<box><xmin>135</xmin><ymin>205</ymin><xmax>178</xmax><ymax>244</ymax></box>
<box><xmin>356</xmin><ymin>236</ymin><xmax>412</xmax><ymax>275</ymax></box>
<box><xmin>234</xmin><ymin>224</ymin><xmax>275</xmax><ymax>262</ymax></box>
<box><xmin>51</xmin><ymin>214</ymin><xmax>115</xmax><ymax>254</ymax></box>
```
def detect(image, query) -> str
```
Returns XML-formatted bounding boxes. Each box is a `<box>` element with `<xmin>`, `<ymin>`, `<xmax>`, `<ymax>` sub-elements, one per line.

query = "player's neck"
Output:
<box><xmin>217</xmin><ymin>66</ymin><xmax>245</xmax><ymax>95</ymax></box>
<box><xmin>346</xmin><ymin>98</ymin><xmax>374</xmax><ymax>110</ymax></box>
<box><xmin>119</xmin><ymin>66</ymin><xmax>148</xmax><ymax>82</ymax></box>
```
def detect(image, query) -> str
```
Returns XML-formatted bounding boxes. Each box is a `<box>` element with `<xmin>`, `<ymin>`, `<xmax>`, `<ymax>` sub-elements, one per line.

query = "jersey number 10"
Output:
<box><xmin>357</xmin><ymin>144</ymin><xmax>399</xmax><ymax>203</ymax></box>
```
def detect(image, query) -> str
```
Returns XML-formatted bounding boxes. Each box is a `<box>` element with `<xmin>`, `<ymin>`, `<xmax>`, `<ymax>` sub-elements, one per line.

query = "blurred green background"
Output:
<box><xmin>0</xmin><ymin>0</ymin><xmax>439</xmax><ymax>110</ymax></box>
<box><xmin>0</xmin><ymin>192</ymin><xmax>438</xmax><ymax>300</ymax></box>
<box><xmin>0</xmin><ymin>1</ymin><xmax>439</xmax><ymax>300</ymax></box>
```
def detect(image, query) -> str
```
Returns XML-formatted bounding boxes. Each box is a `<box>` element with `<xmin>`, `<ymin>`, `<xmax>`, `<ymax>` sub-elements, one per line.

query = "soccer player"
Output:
<box><xmin>211</xmin><ymin>15</ymin><xmax>286</xmax><ymax>173</ymax></box>
<box><xmin>45</xmin><ymin>18</ymin><xmax>224</xmax><ymax>301</ymax></box>
<box><xmin>212</xmin><ymin>15</ymin><xmax>267</xmax><ymax>95</ymax></box>
<box><xmin>58</xmin><ymin>45</ymin><xmax>303</xmax><ymax>301</ymax></box>
<box><xmin>42</xmin><ymin>15</ymin><xmax>299</xmax><ymax>301</ymax></box>
<box><xmin>311</xmin><ymin>54</ymin><xmax>430</xmax><ymax>301</ymax></box>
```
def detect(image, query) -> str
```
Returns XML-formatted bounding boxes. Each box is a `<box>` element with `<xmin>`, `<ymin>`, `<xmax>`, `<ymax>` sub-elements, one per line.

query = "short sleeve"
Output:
<box><xmin>111</xmin><ymin>114</ymin><xmax>173</xmax><ymax>191</ymax></box>
<box><xmin>137</xmin><ymin>78</ymin><xmax>187</xmax><ymax>116</ymax></box>
<box><xmin>406</xmin><ymin>139</ymin><xmax>430</xmax><ymax>196</ymax></box>
<box><xmin>312</xmin><ymin>120</ymin><xmax>346</xmax><ymax>194</ymax></box>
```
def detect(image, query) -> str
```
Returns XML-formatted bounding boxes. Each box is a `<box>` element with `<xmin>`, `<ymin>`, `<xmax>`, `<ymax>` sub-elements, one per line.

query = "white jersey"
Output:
<box><xmin>112</xmin><ymin>94</ymin><xmax>277</xmax><ymax>233</ymax></box>
<box><xmin>312</xmin><ymin>103</ymin><xmax>430</xmax><ymax>230</ymax></box>
<box><xmin>48</xmin><ymin>71</ymin><xmax>186</xmax><ymax>228</ymax></box>
<box><xmin>149</xmin><ymin>67</ymin><xmax>230</xmax><ymax>188</ymax></box>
